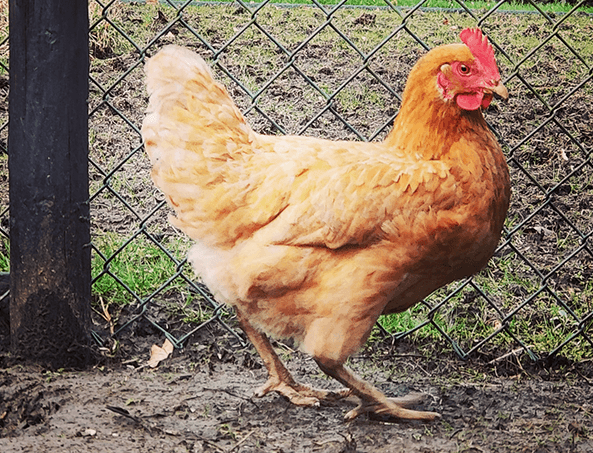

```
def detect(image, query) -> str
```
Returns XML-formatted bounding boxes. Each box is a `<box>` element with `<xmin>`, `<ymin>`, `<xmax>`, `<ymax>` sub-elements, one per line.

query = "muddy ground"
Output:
<box><xmin>1</xmin><ymin>321</ymin><xmax>592</xmax><ymax>453</ymax></box>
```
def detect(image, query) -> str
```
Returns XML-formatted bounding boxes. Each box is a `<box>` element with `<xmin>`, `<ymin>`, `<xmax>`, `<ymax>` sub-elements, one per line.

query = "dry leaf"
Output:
<box><xmin>147</xmin><ymin>338</ymin><xmax>174</xmax><ymax>368</ymax></box>
<box><xmin>99</xmin><ymin>296</ymin><xmax>115</xmax><ymax>335</ymax></box>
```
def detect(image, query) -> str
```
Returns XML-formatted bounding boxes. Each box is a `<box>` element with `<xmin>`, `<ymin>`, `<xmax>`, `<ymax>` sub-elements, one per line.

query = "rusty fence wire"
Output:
<box><xmin>0</xmin><ymin>0</ymin><xmax>592</xmax><ymax>362</ymax></box>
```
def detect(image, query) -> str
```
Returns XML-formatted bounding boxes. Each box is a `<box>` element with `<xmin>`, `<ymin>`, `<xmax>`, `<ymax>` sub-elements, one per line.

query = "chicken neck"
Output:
<box><xmin>385</xmin><ymin>97</ymin><xmax>488</xmax><ymax>162</ymax></box>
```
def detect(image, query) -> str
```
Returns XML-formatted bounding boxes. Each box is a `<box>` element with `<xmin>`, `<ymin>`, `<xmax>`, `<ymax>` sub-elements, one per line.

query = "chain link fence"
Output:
<box><xmin>0</xmin><ymin>0</ymin><xmax>591</xmax><ymax>362</ymax></box>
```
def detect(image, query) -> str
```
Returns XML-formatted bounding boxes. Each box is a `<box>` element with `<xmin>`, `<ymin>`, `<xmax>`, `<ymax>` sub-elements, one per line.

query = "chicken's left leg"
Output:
<box><xmin>236</xmin><ymin>311</ymin><xmax>351</xmax><ymax>406</ymax></box>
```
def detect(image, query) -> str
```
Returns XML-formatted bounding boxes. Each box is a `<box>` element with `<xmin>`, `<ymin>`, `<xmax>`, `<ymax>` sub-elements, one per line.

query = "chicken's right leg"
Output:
<box><xmin>316</xmin><ymin>358</ymin><xmax>440</xmax><ymax>421</ymax></box>
<box><xmin>236</xmin><ymin>311</ymin><xmax>351</xmax><ymax>406</ymax></box>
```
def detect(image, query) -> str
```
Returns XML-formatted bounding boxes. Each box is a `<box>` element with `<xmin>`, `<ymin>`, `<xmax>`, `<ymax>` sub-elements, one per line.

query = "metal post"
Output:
<box><xmin>8</xmin><ymin>0</ymin><xmax>91</xmax><ymax>367</ymax></box>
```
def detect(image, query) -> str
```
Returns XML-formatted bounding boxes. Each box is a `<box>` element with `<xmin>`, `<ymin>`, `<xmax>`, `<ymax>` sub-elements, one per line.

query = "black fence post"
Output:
<box><xmin>8</xmin><ymin>0</ymin><xmax>91</xmax><ymax>367</ymax></box>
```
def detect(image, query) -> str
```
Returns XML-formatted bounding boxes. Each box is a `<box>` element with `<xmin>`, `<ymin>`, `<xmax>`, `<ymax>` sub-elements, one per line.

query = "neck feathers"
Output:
<box><xmin>384</xmin><ymin>44</ymin><xmax>487</xmax><ymax>159</ymax></box>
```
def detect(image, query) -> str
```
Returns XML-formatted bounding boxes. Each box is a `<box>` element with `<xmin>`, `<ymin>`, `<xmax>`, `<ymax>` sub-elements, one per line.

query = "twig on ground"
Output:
<box><xmin>228</xmin><ymin>429</ymin><xmax>256</xmax><ymax>452</ymax></box>
<box><xmin>488</xmin><ymin>346</ymin><xmax>533</xmax><ymax>365</ymax></box>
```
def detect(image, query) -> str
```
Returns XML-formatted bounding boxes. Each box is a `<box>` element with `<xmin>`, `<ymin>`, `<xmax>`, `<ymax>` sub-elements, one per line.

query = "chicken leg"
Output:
<box><xmin>315</xmin><ymin>358</ymin><xmax>440</xmax><ymax>421</ymax></box>
<box><xmin>237</xmin><ymin>311</ymin><xmax>351</xmax><ymax>406</ymax></box>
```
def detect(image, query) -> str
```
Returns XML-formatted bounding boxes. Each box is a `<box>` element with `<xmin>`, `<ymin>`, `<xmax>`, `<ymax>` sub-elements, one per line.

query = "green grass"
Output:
<box><xmin>91</xmin><ymin>232</ymin><xmax>218</xmax><ymax>325</ymax></box>
<box><xmin>0</xmin><ymin>229</ymin><xmax>218</xmax><ymax>326</ymax></box>
<box><xmin>162</xmin><ymin>0</ymin><xmax>593</xmax><ymax>14</ymax></box>
<box><xmin>92</xmin><ymin>233</ymin><xmax>190</xmax><ymax>306</ymax></box>
<box><xmin>0</xmin><ymin>237</ymin><xmax>8</xmax><ymax>273</ymax></box>
<box><xmin>379</xmin><ymin>253</ymin><xmax>593</xmax><ymax>362</ymax></box>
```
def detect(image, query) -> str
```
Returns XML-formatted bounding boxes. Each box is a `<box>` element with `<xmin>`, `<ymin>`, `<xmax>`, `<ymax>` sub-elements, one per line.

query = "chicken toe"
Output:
<box><xmin>254</xmin><ymin>377</ymin><xmax>350</xmax><ymax>406</ymax></box>
<box><xmin>344</xmin><ymin>397</ymin><xmax>441</xmax><ymax>421</ymax></box>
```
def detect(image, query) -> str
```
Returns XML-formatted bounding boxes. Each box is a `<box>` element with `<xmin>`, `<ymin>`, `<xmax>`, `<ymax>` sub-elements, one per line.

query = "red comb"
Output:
<box><xmin>460</xmin><ymin>28</ymin><xmax>500</xmax><ymax>80</ymax></box>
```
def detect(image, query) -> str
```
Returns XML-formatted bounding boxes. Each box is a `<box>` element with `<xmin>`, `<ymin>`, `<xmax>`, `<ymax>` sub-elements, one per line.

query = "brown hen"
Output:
<box><xmin>142</xmin><ymin>28</ymin><xmax>510</xmax><ymax>421</ymax></box>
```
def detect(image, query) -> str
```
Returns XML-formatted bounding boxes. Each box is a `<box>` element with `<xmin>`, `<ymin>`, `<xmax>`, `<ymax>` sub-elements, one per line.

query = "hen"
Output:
<box><xmin>142</xmin><ymin>28</ymin><xmax>510</xmax><ymax>421</ymax></box>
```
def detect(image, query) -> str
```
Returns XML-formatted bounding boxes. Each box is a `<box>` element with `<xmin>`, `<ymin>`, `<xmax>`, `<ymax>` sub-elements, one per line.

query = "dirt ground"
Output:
<box><xmin>1</xmin><ymin>322</ymin><xmax>592</xmax><ymax>453</ymax></box>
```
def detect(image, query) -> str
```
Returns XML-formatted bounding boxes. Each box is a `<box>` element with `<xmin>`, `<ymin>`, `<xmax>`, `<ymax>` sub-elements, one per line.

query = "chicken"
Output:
<box><xmin>141</xmin><ymin>28</ymin><xmax>510</xmax><ymax>421</ymax></box>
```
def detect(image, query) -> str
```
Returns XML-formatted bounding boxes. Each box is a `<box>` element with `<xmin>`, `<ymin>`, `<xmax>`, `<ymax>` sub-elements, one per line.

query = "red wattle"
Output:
<box><xmin>455</xmin><ymin>92</ymin><xmax>483</xmax><ymax>110</ymax></box>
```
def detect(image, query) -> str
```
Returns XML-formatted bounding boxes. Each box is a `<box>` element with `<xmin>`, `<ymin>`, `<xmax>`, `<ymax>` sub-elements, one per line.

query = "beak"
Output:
<box><xmin>487</xmin><ymin>80</ymin><xmax>509</xmax><ymax>100</ymax></box>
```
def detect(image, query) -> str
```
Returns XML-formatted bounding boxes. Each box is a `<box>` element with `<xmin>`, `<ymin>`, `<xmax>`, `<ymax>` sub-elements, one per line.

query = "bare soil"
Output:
<box><xmin>1</xmin><ymin>321</ymin><xmax>592</xmax><ymax>453</ymax></box>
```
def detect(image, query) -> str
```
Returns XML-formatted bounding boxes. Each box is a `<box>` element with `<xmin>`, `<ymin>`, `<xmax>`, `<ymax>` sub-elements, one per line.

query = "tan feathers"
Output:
<box><xmin>142</xmin><ymin>34</ymin><xmax>510</xmax><ymax>421</ymax></box>
<box><xmin>142</xmin><ymin>43</ymin><xmax>509</xmax><ymax>359</ymax></box>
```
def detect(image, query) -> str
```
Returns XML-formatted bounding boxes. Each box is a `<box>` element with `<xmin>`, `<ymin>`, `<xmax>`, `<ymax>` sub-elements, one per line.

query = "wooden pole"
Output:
<box><xmin>8</xmin><ymin>0</ymin><xmax>91</xmax><ymax>367</ymax></box>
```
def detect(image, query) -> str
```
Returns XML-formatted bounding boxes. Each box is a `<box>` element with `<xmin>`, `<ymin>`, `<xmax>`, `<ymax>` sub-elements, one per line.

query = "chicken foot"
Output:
<box><xmin>237</xmin><ymin>312</ymin><xmax>351</xmax><ymax>406</ymax></box>
<box><xmin>315</xmin><ymin>359</ymin><xmax>440</xmax><ymax>421</ymax></box>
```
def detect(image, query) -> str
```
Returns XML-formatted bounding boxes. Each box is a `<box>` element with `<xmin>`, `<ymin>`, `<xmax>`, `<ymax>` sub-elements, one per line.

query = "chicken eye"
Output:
<box><xmin>459</xmin><ymin>64</ymin><xmax>470</xmax><ymax>75</ymax></box>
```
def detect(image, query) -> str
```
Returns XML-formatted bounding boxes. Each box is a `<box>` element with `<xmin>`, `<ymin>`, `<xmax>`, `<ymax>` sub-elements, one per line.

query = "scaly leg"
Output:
<box><xmin>316</xmin><ymin>359</ymin><xmax>440</xmax><ymax>421</ymax></box>
<box><xmin>236</xmin><ymin>311</ymin><xmax>351</xmax><ymax>406</ymax></box>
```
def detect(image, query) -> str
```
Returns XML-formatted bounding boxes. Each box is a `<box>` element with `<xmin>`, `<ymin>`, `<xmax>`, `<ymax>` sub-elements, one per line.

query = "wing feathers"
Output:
<box><xmin>142</xmin><ymin>46</ymin><xmax>461</xmax><ymax>251</ymax></box>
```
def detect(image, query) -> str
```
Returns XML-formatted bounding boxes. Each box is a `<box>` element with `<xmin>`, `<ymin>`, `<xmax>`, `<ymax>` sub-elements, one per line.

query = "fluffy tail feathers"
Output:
<box><xmin>141</xmin><ymin>45</ymin><xmax>260</xmax><ymax>246</ymax></box>
<box><xmin>142</xmin><ymin>45</ymin><xmax>255</xmax><ymax>168</ymax></box>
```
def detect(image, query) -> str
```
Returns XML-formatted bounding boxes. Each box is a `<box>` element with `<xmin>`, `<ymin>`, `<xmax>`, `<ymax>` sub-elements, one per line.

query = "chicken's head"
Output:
<box><xmin>436</xmin><ymin>28</ymin><xmax>508</xmax><ymax>111</ymax></box>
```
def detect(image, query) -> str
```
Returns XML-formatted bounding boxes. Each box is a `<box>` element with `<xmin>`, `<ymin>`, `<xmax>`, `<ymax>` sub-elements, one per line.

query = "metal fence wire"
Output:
<box><xmin>1</xmin><ymin>0</ymin><xmax>592</xmax><ymax>362</ymax></box>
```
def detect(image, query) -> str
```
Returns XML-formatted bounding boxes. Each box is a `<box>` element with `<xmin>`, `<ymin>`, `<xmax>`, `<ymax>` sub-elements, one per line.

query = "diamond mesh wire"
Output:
<box><xmin>0</xmin><ymin>0</ymin><xmax>591</xmax><ymax>361</ymax></box>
